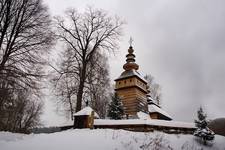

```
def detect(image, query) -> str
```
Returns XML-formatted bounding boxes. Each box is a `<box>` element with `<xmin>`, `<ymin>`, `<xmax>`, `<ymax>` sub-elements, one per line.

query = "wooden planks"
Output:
<box><xmin>115</xmin><ymin>76</ymin><xmax>149</xmax><ymax>116</ymax></box>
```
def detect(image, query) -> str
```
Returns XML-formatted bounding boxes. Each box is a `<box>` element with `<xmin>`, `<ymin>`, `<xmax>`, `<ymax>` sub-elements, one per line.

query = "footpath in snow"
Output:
<box><xmin>0</xmin><ymin>129</ymin><xmax>225</xmax><ymax>150</ymax></box>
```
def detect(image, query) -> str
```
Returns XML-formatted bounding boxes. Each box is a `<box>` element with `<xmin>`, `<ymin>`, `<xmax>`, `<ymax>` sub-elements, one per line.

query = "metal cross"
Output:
<box><xmin>129</xmin><ymin>37</ymin><xmax>133</xmax><ymax>47</ymax></box>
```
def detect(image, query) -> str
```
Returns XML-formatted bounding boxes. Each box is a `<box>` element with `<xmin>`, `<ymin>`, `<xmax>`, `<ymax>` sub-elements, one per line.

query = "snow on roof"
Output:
<box><xmin>148</xmin><ymin>104</ymin><xmax>172</xmax><ymax>119</ymax></box>
<box><xmin>73</xmin><ymin>107</ymin><xmax>99</xmax><ymax>118</ymax></box>
<box><xmin>147</xmin><ymin>96</ymin><xmax>154</xmax><ymax>102</ymax></box>
<box><xmin>137</xmin><ymin>111</ymin><xmax>150</xmax><ymax>120</ymax></box>
<box><xmin>94</xmin><ymin>119</ymin><xmax>196</xmax><ymax>129</ymax></box>
<box><xmin>115</xmin><ymin>69</ymin><xmax>147</xmax><ymax>83</ymax></box>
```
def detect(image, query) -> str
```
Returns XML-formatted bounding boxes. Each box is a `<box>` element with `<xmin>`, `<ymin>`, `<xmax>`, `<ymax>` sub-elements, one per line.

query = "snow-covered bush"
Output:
<box><xmin>194</xmin><ymin>107</ymin><xmax>215</xmax><ymax>145</ymax></box>
<box><xmin>140</xmin><ymin>134</ymin><xmax>172</xmax><ymax>150</ymax></box>
<box><xmin>194</xmin><ymin>128</ymin><xmax>215</xmax><ymax>142</ymax></box>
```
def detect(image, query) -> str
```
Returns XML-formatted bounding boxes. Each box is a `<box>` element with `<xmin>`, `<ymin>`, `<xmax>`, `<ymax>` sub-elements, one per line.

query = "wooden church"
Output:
<box><xmin>73</xmin><ymin>42</ymin><xmax>196</xmax><ymax>133</ymax></box>
<box><xmin>115</xmin><ymin>45</ymin><xmax>172</xmax><ymax>120</ymax></box>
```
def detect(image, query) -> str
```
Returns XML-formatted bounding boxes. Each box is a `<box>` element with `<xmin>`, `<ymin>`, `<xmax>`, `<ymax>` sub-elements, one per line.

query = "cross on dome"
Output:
<box><xmin>129</xmin><ymin>37</ymin><xmax>133</xmax><ymax>47</ymax></box>
<box><xmin>123</xmin><ymin>39</ymin><xmax>139</xmax><ymax>71</ymax></box>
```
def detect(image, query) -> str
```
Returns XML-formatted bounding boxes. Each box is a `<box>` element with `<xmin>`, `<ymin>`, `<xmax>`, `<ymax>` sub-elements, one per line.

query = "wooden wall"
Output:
<box><xmin>150</xmin><ymin>113</ymin><xmax>159</xmax><ymax>119</ymax></box>
<box><xmin>115</xmin><ymin>76</ymin><xmax>148</xmax><ymax>116</ymax></box>
<box><xmin>115</xmin><ymin>77</ymin><xmax>147</xmax><ymax>92</ymax></box>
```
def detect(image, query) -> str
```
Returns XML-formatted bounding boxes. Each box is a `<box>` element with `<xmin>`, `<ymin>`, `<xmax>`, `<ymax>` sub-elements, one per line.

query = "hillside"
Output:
<box><xmin>0</xmin><ymin>129</ymin><xmax>225</xmax><ymax>150</ymax></box>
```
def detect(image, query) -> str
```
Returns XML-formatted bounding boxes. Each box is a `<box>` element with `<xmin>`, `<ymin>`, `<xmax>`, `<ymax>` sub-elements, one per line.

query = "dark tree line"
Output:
<box><xmin>0</xmin><ymin>0</ymin><xmax>53</xmax><ymax>133</ymax></box>
<box><xmin>0</xmin><ymin>89</ymin><xmax>42</xmax><ymax>133</ymax></box>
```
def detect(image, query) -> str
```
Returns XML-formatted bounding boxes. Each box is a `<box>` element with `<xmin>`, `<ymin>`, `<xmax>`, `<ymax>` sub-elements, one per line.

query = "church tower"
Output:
<box><xmin>115</xmin><ymin>45</ymin><xmax>148</xmax><ymax>117</ymax></box>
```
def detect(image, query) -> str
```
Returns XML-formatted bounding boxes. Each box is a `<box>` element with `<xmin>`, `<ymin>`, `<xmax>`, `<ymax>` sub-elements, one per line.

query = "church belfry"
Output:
<box><xmin>115</xmin><ymin>45</ymin><xmax>148</xmax><ymax>117</ymax></box>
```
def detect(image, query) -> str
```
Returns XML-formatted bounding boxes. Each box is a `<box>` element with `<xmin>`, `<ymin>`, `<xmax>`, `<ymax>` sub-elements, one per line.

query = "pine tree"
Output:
<box><xmin>195</xmin><ymin>107</ymin><xmax>207</xmax><ymax>128</ymax></box>
<box><xmin>194</xmin><ymin>107</ymin><xmax>215</xmax><ymax>145</ymax></box>
<box><xmin>107</xmin><ymin>93</ymin><xmax>124</xmax><ymax>120</ymax></box>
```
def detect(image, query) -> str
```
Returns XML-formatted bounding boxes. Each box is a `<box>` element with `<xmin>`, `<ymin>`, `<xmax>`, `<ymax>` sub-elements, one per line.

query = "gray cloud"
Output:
<box><xmin>44</xmin><ymin>0</ymin><xmax>225</xmax><ymax>124</ymax></box>
<box><xmin>114</xmin><ymin>0</ymin><xmax>225</xmax><ymax>121</ymax></box>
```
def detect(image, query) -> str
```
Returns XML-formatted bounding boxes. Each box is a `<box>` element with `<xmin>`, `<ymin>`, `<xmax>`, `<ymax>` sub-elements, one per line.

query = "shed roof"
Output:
<box><xmin>73</xmin><ymin>107</ymin><xmax>99</xmax><ymax>118</ymax></box>
<box><xmin>148</xmin><ymin>104</ymin><xmax>172</xmax><ymax>120</ymax></box>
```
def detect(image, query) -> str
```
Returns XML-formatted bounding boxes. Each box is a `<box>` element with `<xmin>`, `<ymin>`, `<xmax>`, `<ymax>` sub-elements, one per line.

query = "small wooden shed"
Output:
<box><xmin>73</xmin><ymin>107</ymin><xmax>99</xmax><ymax>129</ymax></box>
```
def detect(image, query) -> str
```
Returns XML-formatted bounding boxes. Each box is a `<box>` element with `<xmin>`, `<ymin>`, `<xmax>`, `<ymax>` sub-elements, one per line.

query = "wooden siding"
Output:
<box><xmin>115</xmin><ymin>77</ymin><xmax>148</xmax><ymax>93</ymax></box>
<box><xmin>150</xmin><ymin>113</ymin><xmax>159</xmax><ymax>119</ymax></box>
<box><xmin>115</xmin><ymin>76</ymin><xmax>148</xmax><ymax>116</ymax></box>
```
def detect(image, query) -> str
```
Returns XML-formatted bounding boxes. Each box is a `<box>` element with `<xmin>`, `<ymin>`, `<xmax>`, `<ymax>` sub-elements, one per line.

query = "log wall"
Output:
<box><xmin>115</xmin><ymin>76</ymin><xmax>148</xmax><ymax>116</ymax></box>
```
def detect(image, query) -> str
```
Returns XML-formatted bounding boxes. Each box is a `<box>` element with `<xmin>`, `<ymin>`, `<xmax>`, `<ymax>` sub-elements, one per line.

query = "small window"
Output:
<box><xmin>119</xmin><ymin>82</ymin><xmax>121</xmax><ymax>85</ymax></box>
<box><xmin>130</xmin><ymin>79</ymin><xmax>132</xmax><ymax>82</ymax></box>
<box><xmin>124</xmin><ymin>80</ymin><xmax>126</xmax><ymax>84</ymax></box>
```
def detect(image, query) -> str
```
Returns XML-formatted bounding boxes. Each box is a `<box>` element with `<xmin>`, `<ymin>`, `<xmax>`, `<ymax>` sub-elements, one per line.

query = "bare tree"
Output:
<box><xmin>50</xmin><ymin>47</ymin><xmax>78</xmax><ymax>120</ymax></box>
<box><xmin>140</xmin><ymin>134</ymin><xmax>172</xmax><ymax>150</ymax></box>
<box><xmin>0</xmin><ymin>0</ymin><xmax>53</xmax><ymax>132</ymax></box>
<box><xmin>53</xmin><ymin>6</ymin><xmax>123</xmax><ymax>112</ymax></box>
<box><xmin>86</xmin><ymin>51</ymin><xmax>111</xmax><ymax>118</ymax></box>
<box><xmin>0</xmin><ymin>0</ymin><xmax>53</xmax><ymax>91</ymax></box>
<box><xmin>145</xmin><ymin>74</ymin><xmax>162</xmax><ymax>105</ymax></box>
<box><xmin>51</xmin><ymin>49</ymin><xmax>111</xmax><ymax>119</ymax></box>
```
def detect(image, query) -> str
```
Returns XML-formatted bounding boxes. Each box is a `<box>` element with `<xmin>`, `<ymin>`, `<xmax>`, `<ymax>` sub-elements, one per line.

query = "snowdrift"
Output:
<box><xmin>0</xmin><ymin>129</ymin><xmax>224</xmax><ymax>150</ymax></box>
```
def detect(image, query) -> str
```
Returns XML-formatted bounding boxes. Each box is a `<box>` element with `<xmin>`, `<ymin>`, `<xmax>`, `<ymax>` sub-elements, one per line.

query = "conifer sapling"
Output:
<box><xmin>194</xmin><ymin>107</ymin><xmax>215</xmax><ymax>145</ymax></box>
<box><xmin>107</xmin><ymin>93</ymin><xmax>124</xmax><ymax>120</ymax></box>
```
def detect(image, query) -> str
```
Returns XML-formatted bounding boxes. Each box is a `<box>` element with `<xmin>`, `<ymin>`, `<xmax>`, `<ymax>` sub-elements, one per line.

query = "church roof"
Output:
<box><xmin>115</xmin><ymin>45</ymin><xmax>147</xmax><ymax>83</ymax></box>
<box><xmin>115</xmin><ymin>69</ymin><xmax>147</xmax><ymax>83</ymax></box>
<box><xmin>147</xmin><ymin>95</ymin><xmax>172</xmax><ymax>120</ymax></box>
<box><xmin>123</xmin><ymin>46</ymin><xmax>139</xmax><ymax>71</ymax></box>
<box><xmin>73</xmin><ymin>107</ymin><xmax>99</xmax><ymax>118</ymax></box>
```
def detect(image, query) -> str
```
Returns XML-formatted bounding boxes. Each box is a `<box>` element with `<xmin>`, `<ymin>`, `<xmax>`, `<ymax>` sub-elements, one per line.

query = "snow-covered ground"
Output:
<box><xmin>0</xmin><ymin>129</ymin><xmax>224</xmax><ymax>150</ymax></box>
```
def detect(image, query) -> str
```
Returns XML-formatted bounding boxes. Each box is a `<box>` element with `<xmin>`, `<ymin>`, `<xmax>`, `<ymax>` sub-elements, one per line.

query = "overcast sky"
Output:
<box><xmin>42</xmin><ymin>0</ymin><xmax>225</xmax><ymax>126</ymax></box>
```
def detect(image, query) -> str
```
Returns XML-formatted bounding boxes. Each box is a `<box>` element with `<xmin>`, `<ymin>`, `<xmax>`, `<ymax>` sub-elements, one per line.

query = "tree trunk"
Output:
<box><xmin>68</xmin><ymin>95</ymin><xmax>74</xmax><ymax>120</ymax></box>
<box><xmin>75</xmin><ymin>64</ymin><xmax>86</xmax><ymax>112</ymax></box>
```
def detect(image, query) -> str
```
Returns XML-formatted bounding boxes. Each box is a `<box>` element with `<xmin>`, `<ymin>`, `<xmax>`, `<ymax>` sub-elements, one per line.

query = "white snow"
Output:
<box><xmin>0</xmin><ymin>129</ymin><xmax>225</xmax><ymax>150</ymax></box>
<box><xmin>116</xmin><ymin>69</ymin><xmax>147</xmax><ymax>83</ymax></box>
<box><xmin>73</xmin><ymin>106</ymin><xmax>99</xmax><ymax>118</ymax></box>
<box><xmin>148</xmin><ymin>104</ymin><xmax>172</xmax><ymax>119</ymax></box>
<box><xmin>137</xmin><ymin>111</ymin><xmax>151</xmax><ymax>120</ymax></box>
<box><xmin>94</xmin><ymin>119</ymin><xmax>196</xmax><ymax>128</ymax></box>
<box><xmin>46</xmin><ymin>117</ymin><xmax>196</xmax><ymax>129</ymax></box>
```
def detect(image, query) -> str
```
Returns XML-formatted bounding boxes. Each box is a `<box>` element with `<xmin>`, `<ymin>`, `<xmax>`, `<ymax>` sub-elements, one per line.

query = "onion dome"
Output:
<box><xmin>123</xmin><ymin>46</ymin><xmax>139</xmax><ymax>71</ymax></box>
